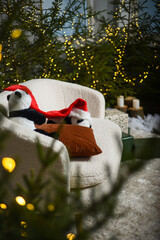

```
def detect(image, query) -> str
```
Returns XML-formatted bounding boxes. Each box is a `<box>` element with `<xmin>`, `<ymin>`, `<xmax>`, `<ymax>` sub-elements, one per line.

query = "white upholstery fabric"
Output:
<box><xmin>71</xmin><ymin>178</ymin><xmax>113</xmax><ymax>208</ymax></box>
<box><xmin>0</xmin><ymin>91</ymin><xmax>9</xmax><ymax>115</ymax></box>
<box><xmin>0</xmin><ymin>112</ymin><xmax>70</xmax><ymax>192</ymax></box>
<box><xmin>70</xmin><ymin>118</ymin><xmax>122</xmax><ymax>188</ymax></box>
<box><xmin>0</xmin><ymin>78</ymin><xmax>122</xmax><ymax>204</ymax></box>
<box><xmin>21</xmin><ymin>79</ymin><xmax>105</xmax><ymax>119</ymax></box>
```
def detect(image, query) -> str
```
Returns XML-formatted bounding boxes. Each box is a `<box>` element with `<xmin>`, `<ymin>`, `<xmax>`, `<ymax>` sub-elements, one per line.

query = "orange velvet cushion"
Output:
<box><xmin>35</xmin><ymin>124</ymin><xmax>102</xmax><ymax>157</ymax></box>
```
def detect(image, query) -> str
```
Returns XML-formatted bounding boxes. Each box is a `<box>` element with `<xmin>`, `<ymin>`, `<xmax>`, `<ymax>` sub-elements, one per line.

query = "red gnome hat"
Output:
<box><xmin>4</xmin><ymin>85</ymin><xmax>89</xmax><ymax>119</ymax></box>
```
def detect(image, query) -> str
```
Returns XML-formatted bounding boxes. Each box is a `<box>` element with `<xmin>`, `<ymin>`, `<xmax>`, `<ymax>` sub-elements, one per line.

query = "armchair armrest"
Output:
<box><xmin>0</xmin><ymin>112</ymin><xmax>70</xmax><ymax>193</ymax></box>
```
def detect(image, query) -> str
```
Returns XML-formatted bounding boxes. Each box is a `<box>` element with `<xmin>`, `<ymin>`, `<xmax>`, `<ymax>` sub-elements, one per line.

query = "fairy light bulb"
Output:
<box><xmin>0</xmin><ymin>203</ymin><xmax>7</xmax><ymax>209</ymax></box>
<box><xmin>48</xmin><ymin>204</ymin><xmax>55</xmax><ymax>212</ymax></box>
<box><xmin>2</xmin><ymin>157</ymin><xmax>16</xmax><ymax>172</ymax></box>
<box><xmin>21</xmin><ymin>221</ymin><xmax>27</xmax><ymax>228</ymax></box>
<box><xmin>11</xmin><ymin>29</ymin><xmax>22</xmax><ymax>39</ymax></box>
<box><xmin>67</xmin><ymin>233</ymin><xmax>76</xmax><ymax>240</ymax></box>
<box><xmin>15</xmin><ymin>196</ymin><xmax>26</xmax><ymax>206</ymax></box>
<box><xmin>26</xmin><ymin>203</ymin><xmax>34</xmax><ymax>211</ymax></box>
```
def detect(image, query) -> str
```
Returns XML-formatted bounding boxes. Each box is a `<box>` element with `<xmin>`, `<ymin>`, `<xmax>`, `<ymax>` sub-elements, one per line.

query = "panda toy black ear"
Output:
<box><xmin>15</xmin><ymin>91</ymin><xmax>22</xmax><ymax>98</ymax></box>
<box><xmin>7</xmin><ymin>95</ymin><xmax>10</xmax><ymax>101</ymax></box>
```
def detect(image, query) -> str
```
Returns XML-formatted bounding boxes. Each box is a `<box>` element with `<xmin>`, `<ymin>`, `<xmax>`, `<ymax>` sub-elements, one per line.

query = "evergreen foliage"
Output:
<box><xmin>0</xmin><ymin>0</ymin><xmax>92</xmax><ymax>87</ymax></box>
<box><xmin>0</xmin><ymin>0</ymin><xmax>159</xmax><ymax>109</ymax></box>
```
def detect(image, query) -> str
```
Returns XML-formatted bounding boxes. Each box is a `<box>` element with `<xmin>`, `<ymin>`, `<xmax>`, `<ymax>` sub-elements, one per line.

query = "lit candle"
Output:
<box><xmin>133</xmin><ymin>99</ymin><xmax>140</xmax><ymax>109</ymax></box>
<box><xmin>117</xmin><ymin>95</ymin><xmax>124</xmax><ymax>107</ymax></box>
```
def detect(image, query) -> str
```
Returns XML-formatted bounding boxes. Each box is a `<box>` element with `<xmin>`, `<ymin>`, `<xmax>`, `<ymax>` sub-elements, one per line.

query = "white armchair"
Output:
<box><xmin>0</xmin><ymin>78</ymin><xmax>122</xmax><ymax>206</ymax></box>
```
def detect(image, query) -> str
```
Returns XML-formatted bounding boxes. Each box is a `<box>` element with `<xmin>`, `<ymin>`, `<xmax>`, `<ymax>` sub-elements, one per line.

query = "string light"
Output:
<box><xmin>0</xmin><ymin>203</ymin><xmax>7</xmax><ymax>209</ymax></box>
<box><xmin>48</xmin><ymin>204</ymin><xmax>55</xmax><ymax>212</ymax></box>
<box><xmin>67</xmin><ymin>233</ymin><xmax>76</xmax><ymax>240</ymax></box>
<box><xmin>1</xmin><ymin>0</ymin><xmax>159</xmax><ymax>95</ymax></box>
<box><xmin>26</xmin><ymin>203</ymin><xmax>35</xmax><ymax>211</ymax></box>
<box><xmin>21</xmin><ymin>221</ymin><xmax>27</xmax><ymax>228</ymax></box>
<box><xmin>21</xmin><ymin>220</ymin><xmax>27</xmax><ymax>237</ymax></box>
<box><xmin>11</xmin><ymin>29</ymin><xmax>22</xmax><ymax>39</ymax></box>
<box><xmin>2</xmin><ymin>157</ymin><xmax>16</xmax><ymax>172</ymax></box>
<box><xmin>15</xmin><ymin>196</ymin><xmax>26</xmax><ymax>206</ymax></box>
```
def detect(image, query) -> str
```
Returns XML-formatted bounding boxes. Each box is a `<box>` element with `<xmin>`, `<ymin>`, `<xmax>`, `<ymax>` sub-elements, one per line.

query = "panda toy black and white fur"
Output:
<box><xmin>67</xmin><ymin>108</ymin><xmax>92</xmax><ymax>128</ymax></box>
<box><xmin>7</xmin><ymin>89</ymin><xmax>46</xmax><ymax>130</ymax></box>
<box><xmin>47</xmin><ymin>108</ymin><xmax>92</xmax><ymax>128</ymax></box>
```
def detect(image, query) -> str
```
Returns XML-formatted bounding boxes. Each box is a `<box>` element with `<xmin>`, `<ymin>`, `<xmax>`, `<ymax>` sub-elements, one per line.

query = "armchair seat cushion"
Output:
<box><xmin>70</xmin><ymin>118</ymin><xmax>122</xmax><ymax>188</ymax></box>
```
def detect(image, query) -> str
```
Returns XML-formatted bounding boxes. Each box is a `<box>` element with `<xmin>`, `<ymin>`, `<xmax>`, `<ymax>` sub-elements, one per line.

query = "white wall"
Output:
<box><xmin>87</xmin><ymin>0</ymin><xmax>116</xmax><ymax>33</ymax></box>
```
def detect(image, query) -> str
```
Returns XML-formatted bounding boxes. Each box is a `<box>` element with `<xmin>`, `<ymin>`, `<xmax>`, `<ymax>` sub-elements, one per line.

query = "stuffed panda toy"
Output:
<box><xmin>5</xmin><ymin>85</ymin><xmax>92</xmax><ymax>129</ymax></box>
<box><xmin>7</xmin><ymin>89</ymin><xmax>46</xmax><ymax>130</ymax></box>
<box><xmin>47</xmin><ymin>107</ymin><xmax>92</xmax><ymax>128</ymax></box>
<box><xmin>65</xmin><ymin>108</ymin><xmax>92</xmax><ymax>128</ymax></box>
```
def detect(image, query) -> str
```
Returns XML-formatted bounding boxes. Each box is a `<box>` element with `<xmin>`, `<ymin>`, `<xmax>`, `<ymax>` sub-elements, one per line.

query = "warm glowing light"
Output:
<box><xmin>2</xmin><ymin>157</ymin><xmax>16</xmax><ymax>172</ymax></box>
<box><xmin>11</xmin><ymin>29</ymin><xmax>22</xmax><ymax>39</ymax></box>
<box><xmin>48</xmin><ymin>204</ymin><xmax>55</xmax><ymax>212</ymax></box>
<box><xmin>0</xmin><ymin>203</ymin><xmax>7</xmax><ymax>209</ymax></box>
<box><xmin>15</xmin><ymin>196</ymin><xmax>26</xmax><ymax>206</ymax></box>
<box><xmin>0</xmin><ymin>43</ymin><xmax>2</xmax><ymax>61</ymax></box>
<box><xmin>21</xmin><ymin>221</ymin><xmax>27</xmax><ymax>228</ymax></box>
<box><xmin>26</xmin><ymin>203</ymin><xmax>34</xmax><ymax>211</ymax></box>
<box><xmin>67</xmin><ymin>233</ymin><xmax>76</xmax><ymax>240</ymax></box>
<box><xmin>20</xmin><ymin>221</ymin><xmax>27</xmax><ymax>237</ymax></box>
<box><xmin>21</xmin><ymin>231</ymin><xmax>27</xmax><ymax>237</ymax></box>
